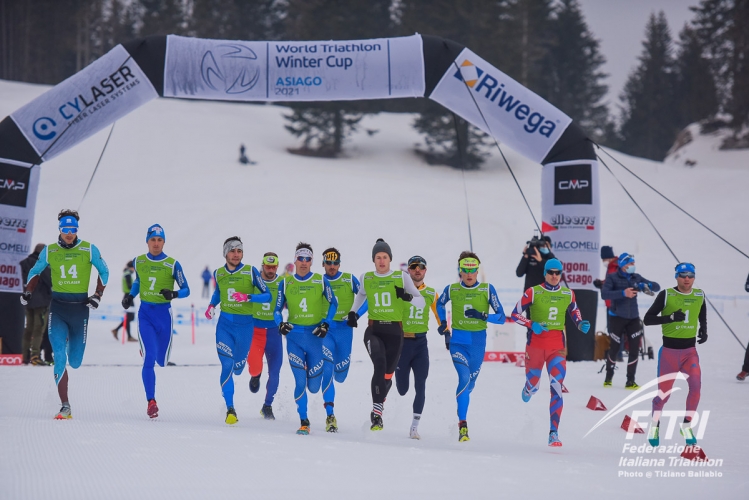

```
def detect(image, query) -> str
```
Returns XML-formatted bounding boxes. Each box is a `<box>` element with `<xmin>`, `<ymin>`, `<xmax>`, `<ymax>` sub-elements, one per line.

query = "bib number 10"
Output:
<box><xmin>59</xmin><ymin>264</ymin><xmax>78</xmax><ymax>279</ymax></box>
<box><xmin>373</xmin><ymin>292</ymin><xmax>392</xmax><ymax>308</ymax></box>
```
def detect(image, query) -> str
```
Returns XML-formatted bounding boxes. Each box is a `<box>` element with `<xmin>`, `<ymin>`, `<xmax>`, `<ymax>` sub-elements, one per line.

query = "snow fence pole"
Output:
<box><xmin>122</xmin><ymin>313</ymin><xmax>127</xmax><ymax>345</ymax></box>
<box><xmin>191</xmin><ymin>304</ymin><xmax>195</xmax><ymax>345</ymax></box>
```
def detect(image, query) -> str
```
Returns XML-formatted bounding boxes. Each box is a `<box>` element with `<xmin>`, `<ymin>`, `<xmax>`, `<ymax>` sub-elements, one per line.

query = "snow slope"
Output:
<box><xmin>1</xmin><ymin>79</ymin><xmax>748</xmax><ymax>499</ymax></box>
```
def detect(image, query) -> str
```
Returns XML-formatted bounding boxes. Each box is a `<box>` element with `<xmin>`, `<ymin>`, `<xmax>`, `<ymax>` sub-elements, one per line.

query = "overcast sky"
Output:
<box><xmin>576</xmin><ymin>0</ymin><xmax>696</xmax><ymax>116</ymax></box>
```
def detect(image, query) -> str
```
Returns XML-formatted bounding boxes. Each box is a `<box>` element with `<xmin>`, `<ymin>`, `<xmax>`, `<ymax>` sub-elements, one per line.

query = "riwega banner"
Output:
<box><xmin>164</xmin><ymin>35</ymin><xmax>425</xmax><ymax>102</ymax></box>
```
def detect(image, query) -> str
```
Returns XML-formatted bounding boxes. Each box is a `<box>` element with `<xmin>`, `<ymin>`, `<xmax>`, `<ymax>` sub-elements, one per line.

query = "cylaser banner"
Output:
<box><xmin>164</xmin><ymin>35</ymin><xmax>425</xmax><ymax>102</ymax></box>
<box><xmin>541</xmin><ymin>160</ymin><xmax>601</xmax><ymax>291</ymax></box>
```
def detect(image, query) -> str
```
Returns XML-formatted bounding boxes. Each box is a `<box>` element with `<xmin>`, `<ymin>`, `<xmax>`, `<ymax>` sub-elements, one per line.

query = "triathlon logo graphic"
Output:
<box><xmin>201</xmin><ymin>44</ymin><xmax>261</xmax><ymax>94</ymax></box>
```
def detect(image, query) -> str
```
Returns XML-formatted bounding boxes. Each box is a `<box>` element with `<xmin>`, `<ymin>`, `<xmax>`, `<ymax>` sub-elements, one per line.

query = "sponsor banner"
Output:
<box><xmin>164</xmin><ymin>35</ymin><xmax>425</xmax><ymax>102</ymax></box>
<box><xmin>0</xmin><ymin>162</ymin><xmax>39</xmax><ymax>293</ymax></box>
<box><xmin>0</xmin><ymin>354</ymin><xmax>24</xmax><ymax>365</ymax></box>
<box><xmin>10</xmin><ymin>45</ymin><xmax>158</xmax><ymax>162</ymax></box>
<box><xmin>429</xmin><ymin>48</ymin><xmax>572</xmax><ymax>164</ymax></box>
<box><xmin>542</xmin><ymin>160</ymin><xmax>600</xmax><ymax>291</ymax></box>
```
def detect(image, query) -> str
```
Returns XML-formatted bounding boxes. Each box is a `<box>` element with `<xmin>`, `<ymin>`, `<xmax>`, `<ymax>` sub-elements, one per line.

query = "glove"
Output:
<box><xmin>530</xmin><ymin>322</ymin><xmax>548</xmax><ymax>335</ymax></box>
<box><xmin>279</xmin><ymin>322</ymin><xmax>293</xmax><ymax>335</ymax></box>
<box><xmin>579</xmin><ymin>320</ymin><xmax>591</xmax><ymax>334</ymax></box>
<box><xmin>204</xmin><ymin>304</ymin><xmax>215</xmax><ymax>320</ymax></box>
<box><xmin>160</xmin><ymin>289</ymin><xmax>178</xmax><ymax>300</ymax></box>
<box><xmin>697</xmin><ymin>327</ymin><xmax>707</xmax><ymax>344</ymax></box>
<box><xmin>232</xmin><ymin>292</ymin><xmax>250</xmax><ymax>302</ymax></box>
<box><xmin>346</xmin><ymin>311</ymin><xmax>359</xmax><ymax>328</ymax></box>
<box><xmin>86</xmin><ymin>293</ymin><xmax>101</xmax><ymax>310</ymax></box>
<box><xmin>20</xmin><ymin>291</ymin><xmax>31</xmax><ymax>305</ymax></box>
<box><xmin>437</xmin><ymin>321</ymin><xmax>449</xmax><ymax>335</ymax></box>
<box><xmin>394</xmin><ymin>286</ymin><xmax>413</xmax><ymax>302</ymax></box>
<box><xmin>638</xmin><ymin>283</ymin><xmax>655</xmax><ymax>296</ymax></box>
<box><xmin>313</xmin><ymin>322</ymin><xmax>329</xmax><ymax>338</ymax></box>
<box><xmin>670</xmin><ymin>309</ymin><xmax>686</xmax><ymax>322</ymax></box>
<box><xmin>444</xmin><ymin>331</ymin><xmax>451</xmax><ymax>351</ymax></box>
<box><xmin>121</xmin><ymin>294</ymin><xmax>134</xmax><ymax>309</ymax></box>
<box><xmin>464</xmin><ymin>308</ymin><xmax>488</xmax><ymax>321</ymax></box>
<box><xmin>593</xmin><ymin>279</ymin><xmax>603</xmax><ymax>289</ymax></box>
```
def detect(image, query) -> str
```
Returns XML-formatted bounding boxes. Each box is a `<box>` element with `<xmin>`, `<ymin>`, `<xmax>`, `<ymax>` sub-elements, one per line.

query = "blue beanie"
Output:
<box><xmin>146</xmin><ymin>224</ymin><xmax>165</xmax><ymax>242</ymax></box>
<box><xmin>544</xmin><ymin>258</ymin><xmax>563</xmax><ymax>273</ymax></box>
<box><xmin>600</xmin><ymin>245</ymin><xmax>615</xmax><ymax>259</ymax></box>
<box><xmin>618</xmin><ymin>252</ymin><xmax>634</xmax><ymax>268</ymax></box>
<box><xmin>59</xmin><ymin>215</ymin><xmax>79</xmax><ymax>229</ymax></box>
<box><xmin>674</xmin><ymin>262</ymin><xmax>695</xmax><ymax>278</ymax></box>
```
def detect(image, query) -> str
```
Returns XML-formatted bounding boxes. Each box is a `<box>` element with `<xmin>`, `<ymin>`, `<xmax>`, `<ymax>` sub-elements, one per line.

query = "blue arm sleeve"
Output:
<box><xmin>273</xmin><ymin>280</ymin><xmax>286</xmax><ymax>325</ymax></box>
<box><xmin>323</xmin><ymin>276</ymin><xmax>338</xmax><ymax>323</ymax></box>
<box><xmin>26</xmin><ymin>246</ymin><xmax>49</xmax><ymax>284</ymax></box>
<box><xmin>436</xmin><ymin>285</ymin><xmax>450</xmax><ymax>323</ymax></box>
<box><xmin>130</xmin><ymin>258</ymin><xmax>141</xmax><ymax>297</ymax></box>
<box><xmin>352</xmin><ymin>275</ymin><xmax>361</xmax><ymax>294</ymax></box>
<box><xmin>209</xmin><ymin>270</ymin><xmax>220</xmax><ymax>307</ymax></box>
<box><xmin>487</xmin><ymin>284</ymin><xmax>507</xmax><ymax>324</ymax></box>
<box><xmin>250</xmin><ymin>267</ymin><xmax>271</xmax><ymax>303</ymax></box>
<box><xmin>356</xmin><ymin>299</ymin><xmax>368</xmax><ymax>317</ymax></box>
<box><xmin>90</xmin><ymin>244</ymin><xmax>109</xmax><ymax>286</ymax></box>
<box><xmin>173</xmin><ymin>261</ymin><xmax>190</xmax><ymax>298</ymax></box>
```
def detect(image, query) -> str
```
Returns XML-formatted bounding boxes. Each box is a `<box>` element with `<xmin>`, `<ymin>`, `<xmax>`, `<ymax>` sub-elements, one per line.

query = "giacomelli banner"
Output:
<box><xmin>429</xmin><ymin>48</ymin><xmax>572</xmax><ymax>165</ymax></box>
<box><xmin>10</xmin><ymin>45</ymin><xmax>158</xmax><ymax>162</ymax></box>
<box><xmin>541</xmin><ymin>160</ymin><xmax>600</xmax><ymax>291</ymax></box>
<box><xmin>164</xmin><ymin>35</ymin><xmax>425</xmax><ymax>102</ymax></box>
<box><xmin>0</xmin><ymin>160</ymin><xmax>40</xmax><ymax>293</ymax></box>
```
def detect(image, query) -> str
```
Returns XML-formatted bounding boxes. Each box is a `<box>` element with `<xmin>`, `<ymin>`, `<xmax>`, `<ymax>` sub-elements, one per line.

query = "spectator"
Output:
<box><xmin>201</xmin><ymin>266</ymin><xmax>212</xmax><ymax>298</ymax></box>
<box><xmin>516</xmin><ymin>235</ymin><xmax>555</xmax><ymax>291</ymax></box>
<box><xmin>19</xmin><ymin>243</ymin><xmax>52</xmax><ymax>365</ymax></box>
<box><xmin>593</xmin><ymin>245</ymin><xmax>618</xmax><ymax>332</ymax></box>
<box><xmin>112</xmin><ymin>261</ymin><xmax>137</xmax><ymax>342</ymax></box>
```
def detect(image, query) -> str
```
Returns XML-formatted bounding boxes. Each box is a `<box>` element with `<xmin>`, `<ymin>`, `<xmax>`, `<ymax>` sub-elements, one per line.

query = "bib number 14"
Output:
<box><xmin>59</xmin><ymin>264</ymin><xmax>78</xmax><ymax>279</ymax></box>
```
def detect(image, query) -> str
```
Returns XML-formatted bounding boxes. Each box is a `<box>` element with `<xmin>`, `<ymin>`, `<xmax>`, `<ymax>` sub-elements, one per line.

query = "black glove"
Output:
<box><xmin>20</xmin><ymin>291</ymin><xmax>32</xmax><ymax>305</ymax></box>
<box><xmin>464</xmin><ymin>308</ymin><xmax>488</xmax><ymax>321</ymax></box>
<box><xmin>697</xmin><ymin>327</ymin><xmax>708</xmax><ymax>344</ymax></box>
<box><xmin>670</xmin><ymin>309</ymin><xmax>686</xmax><ymax>322</ymax></box>
<box><xmin>445</xmin><ymin>332</ymin><xmax>451</xmax><ymax>351</ymax></box>
<box><xmin>313</xmin><ymin>322</ymin><xmax>329</xmax><ymax>338</ymax></box>
<box><xmin>394</xmin><ymin>286</ymin><xmax>413</xmax><ymax>302</ymax></box>
<box><xmin>437</xmin><ymin>321</ymin><xmax>449</xmax><ymax>335</ymax></box>
<box><xmin>593</xmin><ymin>279</ymin><xmax>603</xmax><ymax>289</ymax></box>
<box><xmin>160</xmin><ymin>289</ymin><xmax>178</xmax><ymax>300</ymax></box>
<box><xmin>86</xmin><ymin>293</ymin><xmax>101</xmax><ymax>310</ymax></box>
<box><xmin>279</xmin><ymin>322</ymin><xmax>293</xmax><ymax>335</ymax></box>
<box><xmin>122</xmin><ymin>294</ymin><xmax>134</xmax><ymax>309</ymax></box>
<box><xmin>346</xmin><ymin>311</ymin><xmax>359</xmax><ymax>328</ymax></box>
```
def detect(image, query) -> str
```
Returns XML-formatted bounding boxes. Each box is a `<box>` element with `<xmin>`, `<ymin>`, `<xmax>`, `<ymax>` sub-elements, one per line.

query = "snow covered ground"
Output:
<box><xmin>1</xmin><ymin>79</ymin><xmax>748</xmax><ymax>499</ymax></box>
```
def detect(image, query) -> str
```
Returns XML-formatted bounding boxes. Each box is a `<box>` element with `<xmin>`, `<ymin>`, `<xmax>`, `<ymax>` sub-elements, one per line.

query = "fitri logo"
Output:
<box><xmin>201</xmin><ymin>44</ymin><xmax>260</xmax><ymax>94</ymax></box>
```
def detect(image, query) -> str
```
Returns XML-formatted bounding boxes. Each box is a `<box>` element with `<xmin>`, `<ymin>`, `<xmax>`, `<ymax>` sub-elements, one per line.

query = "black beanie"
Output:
<box><xmin>372</xmin><ymin>238</ymin><xmax>392</xmax><ymax>261</ymax></box>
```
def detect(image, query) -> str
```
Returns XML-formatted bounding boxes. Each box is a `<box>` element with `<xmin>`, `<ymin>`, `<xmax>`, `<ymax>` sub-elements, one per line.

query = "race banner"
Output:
<box><xmin>164</xmin><ymin>35</ymin><xmax>425</xmax><ymax>102</ymax></box>
<box><xmin>429</xmin><ymin>48</ymin><xmax>572</xmax><ymax>164</ymax></box>
<box><xmin>10</xmin><ymin>44</ymin><xmax>158</xmax><ymax>162</ymax></box>
<box><xmin>541</xmin><ymin>160</ymin><xmax>601</xmax><ymax>291</ymax></box>
<box><xmin>0</xmin><ymin>160</ymin><xmax>40</xmax><ymax>293</ymax></box>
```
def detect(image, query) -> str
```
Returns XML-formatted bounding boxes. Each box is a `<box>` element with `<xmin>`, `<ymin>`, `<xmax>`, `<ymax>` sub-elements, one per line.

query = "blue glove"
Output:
<box><xmin>437</xmin><ymin>321</ymin><xmax>449</xmax><ymax>335</ymax></box>
<box><xmin>464</xmin><ymin>308</ymin><xmax>488</xmax><ymax>321</ymax></box>
<box><xmin>579</xmin><ymin>320</ymin><xmax>590</xmax><ymax>334</ymax></box>
<box><xmin>530</xmin><ymin>322</ymin><xmax>548</xmax><ymax>335</ymax></box>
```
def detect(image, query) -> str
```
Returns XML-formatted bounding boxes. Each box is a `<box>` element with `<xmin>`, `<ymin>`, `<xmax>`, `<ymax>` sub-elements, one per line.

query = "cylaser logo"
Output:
<box><xmin>454</xmin><ymin>60</ymin><xmax>557</xmax><ymax>137</ymax></box>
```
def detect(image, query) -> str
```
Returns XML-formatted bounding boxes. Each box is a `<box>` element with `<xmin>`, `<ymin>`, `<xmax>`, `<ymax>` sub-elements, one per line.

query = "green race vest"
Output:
<box><xmin>216</xmin><ymin>264</ymin><xmax>258</xmax><ymax>315</ymax></box>
<box><xmin>403</xmin><ymin>285</ymin><xmax>436</xmax><ymax>335</ymax></box>
<box><xmin>450</xmin><ymin>282</ymin><xmax>490</xmax><ymax>331</ymax></box>
<box><xmin>528</xmin><ymin>285</ymin><xmax>573</xmax><ymax>331</ymax></box>
<box><xmin>135</xmin><ymin>254</ymin><xmax>176</xmax><ymax>304</ymax></box>
<box><xmin>47</xmin><ymin>241</ymin><xmax>93</xmax><ymax>294</ymax></box>
<box><xmin>362</xmin><ymin>270</ymin><xmax>405</xmax><ymax>321</ymax></box>
<box><xmin>661</xmin><ymin>288</ymin><xmax>704</xmax><ymax>339</ymax></box>
<box><xmin>284</xmin><ymin>273</ymin><xmax>326</xmax><ymax>326</ymax></box>
<box><xmin>253</xmin><ymin>274</ymin><xmax>282</xmax><ymax>321</ymax></box>
<box><xmin>327</xmin><ymin>272</ymin><xmax>356</xmax><ymax>322</ymax></box>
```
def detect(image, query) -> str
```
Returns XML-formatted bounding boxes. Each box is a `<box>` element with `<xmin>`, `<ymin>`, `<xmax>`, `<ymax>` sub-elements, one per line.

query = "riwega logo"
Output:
<box><xmin>0</xmin><ymin>163</ymin><xmax>31</xmax><ymax>208</ymax></box>
<box><xmin>554</xmin><ymin>163</ymin><xmax>592</xmax><ymax>205</ymax></box>
<box><xmin>201</xmin><ymin>44</ymin><xmax>261</xmax><ymax>94</ymax></box>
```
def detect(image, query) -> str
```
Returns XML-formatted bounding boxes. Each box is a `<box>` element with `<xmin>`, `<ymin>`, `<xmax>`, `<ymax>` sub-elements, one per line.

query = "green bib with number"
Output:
<box><xmin>253</xmin><ymin>274</ymin><xmax>282</xmax><ymax>321</ymax></box>
<box><xmin>285</xmin><ymin>273</ymin><xmax>326</xmax><ymax>326</ymax></box>
<box><xmin>216</xmin><ymin>264</ymin><xmax>258</xmax><ymax>315</ymax></box>
<box><xmin>135</xmin><ymin>254</ymin><xmax>176</xmax><ymax>304</ymax></box>
<box><xmin>327</xmin><ymin>272</ymin><xmax>356</xmax><ymax>322</ymax></box>
<box><xmin>528</xmin><ymin>285</ymin><xmax>572</xmax><ymax>330</ymax></box>
<box><xmin>403</xmin><ymin>286</ymin><xmax>436</xmax><ymax>335</ymax></box>
<box><xmin>661</xmin><ymin>288</ymin><xmax>704</xmax><ymax>339</ymax></box>
<box><xmin>47</xmin><ymin>241</ymin><xmax>93</xmax><ymax>294</ymax></box>
<box><xmin>450</xmin><ymin>282</ymin><xmax>490</xmax><ymax>331</ymax></box>
<box><xmin>363</xmin><ymin>271</ymin><xmax>405</xmax><ymax>321</ymax></box>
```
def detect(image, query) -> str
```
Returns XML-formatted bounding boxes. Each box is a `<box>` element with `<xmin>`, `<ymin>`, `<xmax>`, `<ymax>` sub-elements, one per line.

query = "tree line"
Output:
<box><xmin>0</xmin><ymin>0</ymin><xmax>746</xmax><ymax>164</ymax></box>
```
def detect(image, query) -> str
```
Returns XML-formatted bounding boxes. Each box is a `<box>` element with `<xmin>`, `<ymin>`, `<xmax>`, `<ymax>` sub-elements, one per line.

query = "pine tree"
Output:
<box><xmin>190</xmin><ymin>0</ymin><xmax>284</xmax><ymax>41</ymax></box>
<box><xmin>136</xmin><ymin>0</ymin><xmax>187</xmax><ymax>37</ymax></box>
<box><xmin>618</xmin><ymin>11</ymin><xmax>679</xmax><ymax>161</ymax></box>
<box><xmin>673</xmin><ymin>24</ymin><xmax>718</xmax><ymax>129</ymax></box>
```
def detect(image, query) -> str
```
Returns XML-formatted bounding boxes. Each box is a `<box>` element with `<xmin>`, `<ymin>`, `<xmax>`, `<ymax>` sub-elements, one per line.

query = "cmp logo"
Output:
<box><xmin>201</xmin><ymin>44</ymin><xmax>261</xmax><ymax>94</ymax></box>
<box><xmin>33</xmin><ymin>116</ymin><xmax>57</xmax><ymax>140</ymax></box>
<box><xmin>554</xmin><ymin>163</ymin><xmax>592</xmax><ymax>205</ymax></box>
<box><xmin>0</xmin><ymin>163</ymin><xmax>31</xmax><ymax>208</ymax></box>
<box><xmin>453</xmin><ymin>59</ymin><xmax>558</xmax><ymax>137</ymax></box>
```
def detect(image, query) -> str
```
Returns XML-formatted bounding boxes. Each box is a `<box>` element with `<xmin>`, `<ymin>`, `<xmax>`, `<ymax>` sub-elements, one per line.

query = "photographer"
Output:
<box><xmin>516</xmin><ymin>234</ymin><xmax>554</xmax><ymax>291</ymax></box>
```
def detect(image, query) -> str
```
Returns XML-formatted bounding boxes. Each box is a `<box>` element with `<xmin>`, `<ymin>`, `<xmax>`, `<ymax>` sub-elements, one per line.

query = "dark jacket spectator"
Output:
<box><xmin>601</xmin><ymin>268</ymin><xmax>660</xmax><ymax>319</ymax></box>
<box><xmin>20</xmin><ymin>246</ymin><xmax>52</xmax><ymax>309</ymax></box>
<box><xmin>516</xmin><ymin>238</ymin><xmax>555</xmax><ymax>291</ymax></box>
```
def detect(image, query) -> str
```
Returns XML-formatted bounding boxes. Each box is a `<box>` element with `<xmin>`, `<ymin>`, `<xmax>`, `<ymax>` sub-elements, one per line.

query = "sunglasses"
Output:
<box><xmin>409</xmin><ymin>264</ymin><xmax>426</xmax><ymax>270</ymax></box>
<box><xmin>296</xmin><ymin>256</ymin><xmax>312</xmax><ymax>262</ymax></box>
<box><xmin>546</xmin><ymin>270</ymin><xmax>562</xmax><ymax>276</ymax></box>
<box><xmin>323</xmin><ymin>260</ymin><xmax>340</xmax><ymax>265</ymax></box>
<box><xmin>677</xmin><ymin>272</ymin><xmax>695</xmax><ymax>279</ymax></box>
<box><xmin>460</xmin><ymin>267</ymin><xmax>478</xmax><ymax>274</ymax></box>
<box><xmin>60</xmin><ymin>227</ymin><xmax>78</xmax><ymax>234</ymax></box>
